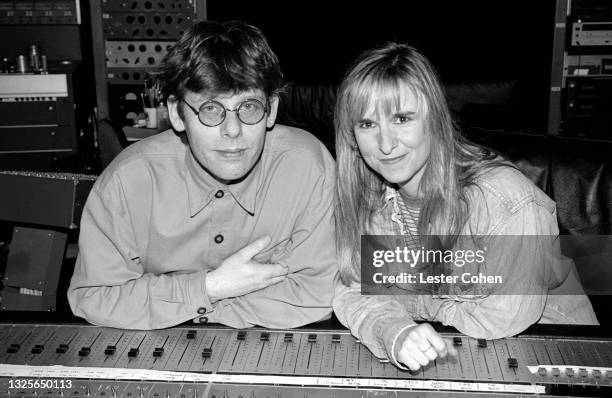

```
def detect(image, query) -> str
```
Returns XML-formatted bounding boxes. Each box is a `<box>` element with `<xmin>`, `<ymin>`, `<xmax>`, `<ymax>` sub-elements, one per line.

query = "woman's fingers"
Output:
<box><xmin>396</xmin><ymin>324</ymin><xmax>459</xmax><ymax>371</ymax></box>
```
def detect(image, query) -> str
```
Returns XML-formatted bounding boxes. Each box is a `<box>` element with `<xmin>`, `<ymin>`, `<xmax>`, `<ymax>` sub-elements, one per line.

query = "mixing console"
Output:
<box><xmin>0</xmin><ymin>323</ymin><xmax>611</xmax><ymax>397</ymax></box>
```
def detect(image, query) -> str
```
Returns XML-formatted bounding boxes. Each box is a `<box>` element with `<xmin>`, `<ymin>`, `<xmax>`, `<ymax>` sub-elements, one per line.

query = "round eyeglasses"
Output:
<box><xmin>181</xmin><ymin>98</ymin><xmax>268</xmax><ymax>127</ymax></box>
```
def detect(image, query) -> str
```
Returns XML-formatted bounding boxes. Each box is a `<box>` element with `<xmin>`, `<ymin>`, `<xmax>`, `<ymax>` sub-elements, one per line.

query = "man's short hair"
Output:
<box><xmin>157</xmin><ymin>20</ymin><xmax>283</xmax><ymax>103</ymax></box>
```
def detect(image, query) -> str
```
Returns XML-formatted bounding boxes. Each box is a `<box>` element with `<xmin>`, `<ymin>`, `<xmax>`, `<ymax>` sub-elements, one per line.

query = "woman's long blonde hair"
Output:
<box><xmin>335</xmin><ymin>43</ymin><xmax>506</xmax><ymax>284</ymax></box>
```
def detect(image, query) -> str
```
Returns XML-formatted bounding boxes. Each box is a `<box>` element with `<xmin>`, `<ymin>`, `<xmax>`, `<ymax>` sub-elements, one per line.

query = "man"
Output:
<box><xmin>68</xmin><ymin>21</ymin><xmax>337</xmax><ymax>330</ymax></box>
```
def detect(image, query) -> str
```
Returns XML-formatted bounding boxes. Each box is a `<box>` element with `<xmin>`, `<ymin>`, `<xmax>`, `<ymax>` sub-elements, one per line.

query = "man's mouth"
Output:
<box><xmin>217</xmin><ymin>149</ymin><xmax>246</xmax><ymax>158</ymax></box>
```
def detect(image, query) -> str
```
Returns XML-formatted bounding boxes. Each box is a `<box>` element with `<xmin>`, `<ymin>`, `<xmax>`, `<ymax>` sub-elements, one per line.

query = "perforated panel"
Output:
<box><xmin>106</xmin><ymin>67</ymin><xmax>155</xmax><ymax>84</ymax></box>
<box><xmin>102</xmin><ymin>12</ymin><xmax>193</xmax><ymax>39</ymax></box>
<box><xmin>106</xmin><ymin>41</ymin><xmax>174</xmax><ymax>68</ymax></box>
<box><xmin>98</xmin><ymin>0</ymin><xmax>197</xmax><ymax>121</ymax></box>
<box><xmin>101</xmin><ymin>0</ymin><xmax>194</xmax><ymax>13</ymax></box>
<box><xmin>108</xmin><ymin>84</ymin><xmax>144</xmax><ymax>124</ymax></box>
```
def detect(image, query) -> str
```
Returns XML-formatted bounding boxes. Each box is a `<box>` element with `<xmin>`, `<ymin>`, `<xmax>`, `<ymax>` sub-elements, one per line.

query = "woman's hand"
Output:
<box><xmin>396</xmin><ymin>323</ymin><xmax>458</xmax><ymax>371</ymax></box>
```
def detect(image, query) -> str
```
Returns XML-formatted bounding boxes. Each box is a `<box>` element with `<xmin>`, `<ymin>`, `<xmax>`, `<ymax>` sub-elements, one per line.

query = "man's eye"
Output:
<box><xmin>202</xmin><ymin>105</ymin><xmax>218</xmax><ymax>113</ymax></box>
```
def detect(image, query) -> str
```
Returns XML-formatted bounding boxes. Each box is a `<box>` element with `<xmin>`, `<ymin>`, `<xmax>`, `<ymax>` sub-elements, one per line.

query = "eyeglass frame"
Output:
<box><xmin>180</xmin><ymin>97</ymin><xmax>269</xmax><ymax>127</ymax></box>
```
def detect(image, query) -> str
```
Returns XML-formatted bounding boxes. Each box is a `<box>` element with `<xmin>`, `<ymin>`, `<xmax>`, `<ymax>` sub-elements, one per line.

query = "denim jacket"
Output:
<box><xmin>333</xmin><ymin>166</ymin><xmax>598</xmax><ymax>368</ymax></box>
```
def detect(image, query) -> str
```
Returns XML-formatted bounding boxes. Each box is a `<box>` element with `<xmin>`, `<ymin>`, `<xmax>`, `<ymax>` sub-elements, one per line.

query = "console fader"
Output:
<box><xmin>0</xmin><ymin>323</ymin><xmax>611</xmax><ymax>397</ymax></box>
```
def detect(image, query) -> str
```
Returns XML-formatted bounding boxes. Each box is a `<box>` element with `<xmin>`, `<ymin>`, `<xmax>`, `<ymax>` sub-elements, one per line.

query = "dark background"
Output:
<box><xmin>209</xmin><ymin>0</ymin><xmax>557</xmax><ymax>132</ymax></box>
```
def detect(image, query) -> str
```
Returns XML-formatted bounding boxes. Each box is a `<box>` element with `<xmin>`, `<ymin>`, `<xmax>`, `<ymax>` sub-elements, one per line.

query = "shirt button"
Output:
<box><xmin>214</xmin><ymin>234</ymin><xmax>224</xmax><ymax>244</ymax></box>
<box><xmin>197</xmin><ymin>307</ymin><xmax>206</xmax><ymax>314</ymax></box>
<box><xmin>215</xmin><ymin>190</ymin><xmax>224</xmax><ymax>198</ymax></box>
<box><xmin>198</xmin><ymin>316</ymin><xmax>208</xmax><ymax>323</ymax></box>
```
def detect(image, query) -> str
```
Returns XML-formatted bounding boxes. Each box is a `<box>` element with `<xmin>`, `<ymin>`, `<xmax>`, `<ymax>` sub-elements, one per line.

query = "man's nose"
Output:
<box><xmin>221</xmin><ymin>110</ymin><xmax>242</xmax><ymax>138</ymax></box>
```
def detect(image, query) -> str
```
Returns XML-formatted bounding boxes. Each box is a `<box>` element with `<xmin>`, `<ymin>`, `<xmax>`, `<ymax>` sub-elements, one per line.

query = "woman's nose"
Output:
<box><xmin>378</xmin><ymin>126</ymin><xmax>398</xmax><ymax>155</ymax></box>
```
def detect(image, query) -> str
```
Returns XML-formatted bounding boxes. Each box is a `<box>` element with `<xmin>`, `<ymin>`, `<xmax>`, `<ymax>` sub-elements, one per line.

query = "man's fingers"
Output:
<box><xmin>266</xmin><ymin>275</ymin><xmax>286</xmax><ymax>286</ymax></box>
<box><xmin>234</xmin><ymin>236</ymin><xmax>271</xmax><ymax>261</ymax></box>
<box><xmin>250</xmin><ymin>274</ymin><xmax>286</xmax><ymax>292</ymax></box>
<box><xmin>258</xmin><ymin>262</ymin><xmax>289</xmax><ymax>278</ymax></box>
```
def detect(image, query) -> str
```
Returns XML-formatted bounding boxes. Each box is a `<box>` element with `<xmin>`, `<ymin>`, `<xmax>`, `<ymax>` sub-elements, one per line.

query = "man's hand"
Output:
<box><xmin>206</xmin><ymin>236</ymin><xmax>289</xmax><ymax>302</ymax></box>
<box><xmin>396</xmin><ymin>323</ymin><xmax>458</xmax><ymax>371</ymax></box>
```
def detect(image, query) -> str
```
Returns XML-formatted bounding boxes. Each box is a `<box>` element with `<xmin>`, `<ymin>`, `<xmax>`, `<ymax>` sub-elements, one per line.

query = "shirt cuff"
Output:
<box><xmin>186</xmin><ymin>270</ymin><xmax>215</xmax><ymax>322</ymax></box>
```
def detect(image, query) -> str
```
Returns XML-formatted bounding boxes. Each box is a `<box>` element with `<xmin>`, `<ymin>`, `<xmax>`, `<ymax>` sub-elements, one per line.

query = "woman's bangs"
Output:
<box><xmin>373</xmin><ymin>77</ymin><xmax>405</xmax><ymax>117</ymax></box>
<box><xmin>345</xmin><ymin>80</ymin><xmax>374</xmax><ymax>125</ymax></box>
<box><xmin>348</xmin><ymin>74</ymin><xmax>424</xmax><ymax>124</ymax></box>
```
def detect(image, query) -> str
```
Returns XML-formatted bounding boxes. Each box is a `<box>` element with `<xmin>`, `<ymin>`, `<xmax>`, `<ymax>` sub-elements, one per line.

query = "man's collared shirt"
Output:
<box><xmin>68</xmin><ymin>125</ymin><xmax>337</xmax><ymax>330</ymax></box>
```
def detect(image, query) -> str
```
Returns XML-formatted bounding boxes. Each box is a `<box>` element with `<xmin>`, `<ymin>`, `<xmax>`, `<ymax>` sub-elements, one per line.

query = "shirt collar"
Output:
<box><xmin>381</xmin><ymin>185</ymin><xmax>398</xmax><ymax>211</ymax></box>
<box><xmin>382</xmin><ymin>185</ymin><xmax>423</xmax><ymax>207</ymax></box>
<box><xmin>384</xmin><ymin>185</ymin><xmax>397</xmax><ymax>202</ymax></box>
<box><xmin>184</xmin><ymin>149</ymin><xmax>259</xmax><ymax>217</ymax></box>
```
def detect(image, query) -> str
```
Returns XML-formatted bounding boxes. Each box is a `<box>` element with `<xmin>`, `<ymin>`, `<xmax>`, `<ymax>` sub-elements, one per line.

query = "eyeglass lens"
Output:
<box><xmin>199</xmin><ymin>99</ymin><xmax>266</xmax><ymax>126</ymax></box>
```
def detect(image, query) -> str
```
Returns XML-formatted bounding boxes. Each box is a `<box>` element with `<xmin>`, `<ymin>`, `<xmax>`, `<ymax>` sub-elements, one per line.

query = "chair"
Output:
<box><xmin>96</xmin><ymin>118</ymin><xmax>129</xmax><ymax>170</ymax></box>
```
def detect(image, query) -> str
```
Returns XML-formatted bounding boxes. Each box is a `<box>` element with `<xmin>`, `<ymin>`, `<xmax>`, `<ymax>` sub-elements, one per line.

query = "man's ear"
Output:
<box><xmin>266</xmin><ymin>94</ymin><xmax>280</xmax><ymax>129</ymax></box>
<box><xmin>167</xmin><ymin>96</ymin><xmax>186</xmax><ymax>132</ymax></box>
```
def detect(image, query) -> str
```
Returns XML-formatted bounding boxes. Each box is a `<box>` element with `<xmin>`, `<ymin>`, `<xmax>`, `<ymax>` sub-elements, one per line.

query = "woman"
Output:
<box><xmin>333</xmin><ymin>43</ymin><xmax>598</xmax><ymax>371</ymax></box>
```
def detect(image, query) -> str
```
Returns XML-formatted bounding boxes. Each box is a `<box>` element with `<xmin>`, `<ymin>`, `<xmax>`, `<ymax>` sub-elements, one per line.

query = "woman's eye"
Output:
<box><xmin>357</xmin><ymin>121</ymin><xmax>375</xmax><ymax>129</ymax></box>
<box><xmin>393</xmin><ymin>115</ymin><xmax>412</xmax><ymax>124</ymax></box>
